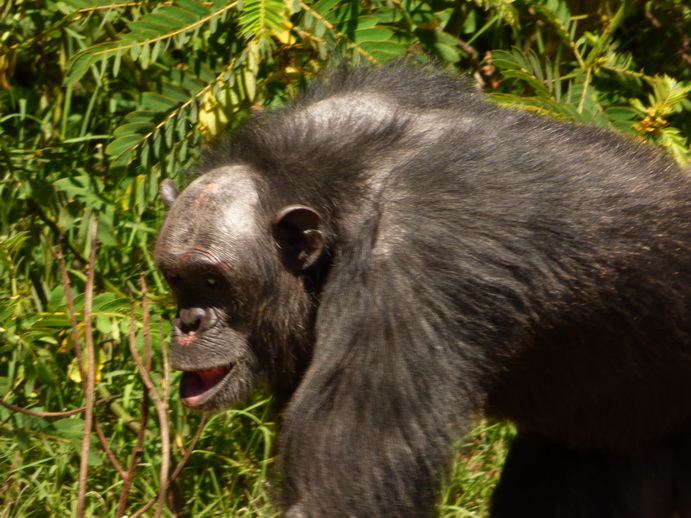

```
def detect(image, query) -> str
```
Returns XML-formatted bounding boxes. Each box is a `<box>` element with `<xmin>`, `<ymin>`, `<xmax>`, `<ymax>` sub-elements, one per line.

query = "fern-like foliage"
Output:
<box><xmin>470</xmin><ymin>0</ymin><xmax>519</xmax><ymax>30</ymax></box>
<box><xmin>65</xmin><ymin>0</ymin><xmax>234</xmax><ymax>84</ymax></box>
<box><xmin>631</xmin><ymin>76</ymin><xmax>691</xmax><ymax>165</ymax></box>
<box><xmin>58</xmin><ymin>0</ymin><xmax>691</xmax><ymax>178</ymax></box>
<box><xmin>237</xmin><ymin>0</ymin><xmax>289</xmax><ymax>55</ymax></box>
<box><xmin>63</xmin><ymin>0</ymin><xmax>415</xmax><ymax>181</ymax></box>
<box><xmin>296</xmin><ymin>0</ymin><xmax>409</xmax><ymax>62</ymax></box>
<box><xmin>488</xmin><ymin>0</ymin><xmax>690</xmax><ymax>164</ymax></box>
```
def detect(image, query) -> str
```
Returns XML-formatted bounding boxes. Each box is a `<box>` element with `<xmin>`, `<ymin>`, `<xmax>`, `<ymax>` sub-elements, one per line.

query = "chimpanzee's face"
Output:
<box><xmin>155</xmin><ymin>167</ymin><xmax>325</xmax><ymax>411</ymax></box>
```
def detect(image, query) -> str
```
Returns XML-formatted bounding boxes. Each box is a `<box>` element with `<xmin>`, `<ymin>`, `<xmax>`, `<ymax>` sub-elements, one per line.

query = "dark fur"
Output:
<box><xmin>155</xmin><ymin>61</ymin><xmax>691</xmax><ymax>517</ymax></box>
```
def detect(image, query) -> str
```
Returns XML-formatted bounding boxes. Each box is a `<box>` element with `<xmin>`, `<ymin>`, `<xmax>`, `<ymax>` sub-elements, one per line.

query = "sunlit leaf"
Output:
<box><xmin>106</xmin><ymin>134</ymin><xmax>144</xmax><ymax>156</ymax></box>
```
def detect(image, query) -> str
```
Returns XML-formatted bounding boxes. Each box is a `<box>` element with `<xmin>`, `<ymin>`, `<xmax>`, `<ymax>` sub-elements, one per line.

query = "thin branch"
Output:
<box><xmin>141</xmin><ymin>273</ymin><xmax>153</xmax><ymax>372</ymax></box>
<box><xmin>115</xmin><ymin>275</ymin><xmax>154</xmax><ymax>517</ymax></box>
<box><xmin>0</xmin><ymin>395</ymin><xmax>118</xmax><ymax>419</ymax></box>
<box><xmin>76</xmin><ymin>216</ymin><xmax>99</xmax><ymax>518</ymax></box>
<box><xmin>170</xmin><ymin>413</ymin><xmax>207</xmax><ymax>481</ymax></box>
<box><xmin>129</xmin><ymin>499</ymin><xmax>155</xmax><ymax>518</ymax></box>
<box><xmin>134</xmin><ymin>414</ymin><xmax>208</xmax><ymax>518</ymax></box>
<box><xmin>33</xmin><ymin>200</ymin><xmax>89</xmax><ymax>265</ymax></box>
<box><xmin>94</xmin><ymin>419</ymin><xmax>127</xmax><ymax>479</ymax></box>
<box><xmin>116</xmin><ymin>391</ymin><xmax>150</xmax><ymax>517</ymax></box>
<box><xmin>128</xmin><ymin>281</ymin><xmax>170</xmax><ymax>518</ymax></box>
<box><xmin>54</xmin><ymin>240</ymin><xmax>86</xmax><ymax>383</ymax></box>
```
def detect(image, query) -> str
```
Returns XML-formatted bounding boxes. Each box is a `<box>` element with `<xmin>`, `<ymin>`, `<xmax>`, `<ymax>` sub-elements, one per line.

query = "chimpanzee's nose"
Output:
<box><xmin>178</xmin><ymin>307</ymin><xmax>216</xmax><ymax>334</ymax></box>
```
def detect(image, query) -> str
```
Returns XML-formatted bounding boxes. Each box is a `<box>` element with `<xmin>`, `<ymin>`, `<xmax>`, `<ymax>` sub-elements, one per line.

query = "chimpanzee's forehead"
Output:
<box><xmin>157</xmin><ymin>166</ymin><xmax>260</xmax><ymax>256</ymax></box>
<box><xmin>180</xmin><ymin>166</ymin><xmax>258</xmax><ymax>214</ymax></box>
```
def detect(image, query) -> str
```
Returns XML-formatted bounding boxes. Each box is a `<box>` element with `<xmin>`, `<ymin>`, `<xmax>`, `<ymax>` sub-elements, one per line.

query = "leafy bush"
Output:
<box><xmin>0</xmin><ymin>0</ymin><xmax>688</xmax><ymax>516</ymax></box>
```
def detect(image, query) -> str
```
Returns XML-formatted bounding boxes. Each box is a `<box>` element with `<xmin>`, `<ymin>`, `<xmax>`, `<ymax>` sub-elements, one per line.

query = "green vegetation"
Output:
<box><xmin>1</xmin><ymin>0</ymin><xmax>689</xmax><ymax>516</ymax></box>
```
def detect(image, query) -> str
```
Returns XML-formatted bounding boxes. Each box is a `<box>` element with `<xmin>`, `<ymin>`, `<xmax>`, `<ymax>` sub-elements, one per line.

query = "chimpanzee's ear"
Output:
<box><xmin>160</xmin><ymin>179</ymin><xmax>180</xmax><ymax>209</ymax></box>
<box><xmin>273</xmin><ymin>205</ymin><xmax>325</xmax><ymax>270</ymax></box>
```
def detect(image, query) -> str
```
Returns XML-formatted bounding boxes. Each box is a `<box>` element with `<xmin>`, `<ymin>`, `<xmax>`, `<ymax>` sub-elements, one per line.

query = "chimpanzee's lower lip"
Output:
<box><xmin>180</xmin><ymin>365</ymin><xmax>233</xmax><ymax>408</ymax></box>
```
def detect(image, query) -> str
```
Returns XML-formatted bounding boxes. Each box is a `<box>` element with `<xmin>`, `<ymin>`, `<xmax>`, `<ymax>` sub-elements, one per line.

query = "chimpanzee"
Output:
<box><xmin>155</xmin><ymin>60</ymin><xmax>691</xmax><ymax>517</ymax></box>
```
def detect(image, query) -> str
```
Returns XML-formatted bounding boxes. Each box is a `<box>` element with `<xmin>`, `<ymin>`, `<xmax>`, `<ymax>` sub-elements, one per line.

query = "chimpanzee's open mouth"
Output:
<box><xmin>180</xmin><ymin>365</ymin><xmax>233</xmax><ymax>408</ymax></box>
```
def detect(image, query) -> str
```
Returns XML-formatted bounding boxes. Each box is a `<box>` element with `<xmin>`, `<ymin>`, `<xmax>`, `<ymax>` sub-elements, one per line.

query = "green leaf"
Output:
<box><xmin>351</xmin><ymin>27</ymin><xmax>392</xmax><ymax>44</ymax></box>
<box><xmin>140</xmin><ymin>42</ymin><xmax>151</xmax><ymax>69</ymax></box>
<box><xmin>106</xmin><ymin>134</ymin><xmax>144</xmax><ymax>157</ymax></box>
<box><xmin>53</xmin><ymin>176</ymin><xmax>104</xmax><ymax>200</ymax></box>
<box><xmin>47</xmin><ymin>286</ymin><xmax>66</xmax><ymax>312</ymax></box>
<box><xmin>129</xmin><ymin>20</ymin><xmax>171</xmax><ymax>34</ymax></box>
<box><xmin>500</xmin><ymin>70</ymin><xmax>551</xmax><ymax>97</ymax></box>
<box><xmin>98</xmin><ymin>298</ymin><xmax>131</xmax><ymax>313</ymax></box>
<box><xmin>96</xmin><ymin>314</ymin><xmax>112</xmax><ymax>333</ymax></box>
<box><xmin>161</xmin><ymin>83</ymin><xmax>191</xmax><ymax>102</ymax></box>
<box><xmin>176</xmin><ymin>0</ymin><xmax>211</xmax><ymax>17</ymax></box>
<box><xmin>142</xmin><ymin>92</ymin><xmax>180</xmax><ymax>111</ymax></box>
<box><xmin>605</xmin><ymin>107</ymin><xmax>638</xmax><ymax>122</ymax></box>
<box><xmin>36</xmin><ymin>314</ymin><xmax>71</xmax><ymax>327</ymax></box>
<box><xmin>113</xmin><ymin>122</ymin><xmax>156</xmax><ymax>138</ymax></box>
<box><xmin>491</xmin><ymin>50</ymin><xmax>522</xmax><ymax>70</ymax></box>
<box><xmin>145</xmin><ymin>13</ymin><xmax>182</xmax><ymax>30</ymax></box>
<box><xmin>158</xmin><ymin>5</ymin><xmax>202</xmax><ymax>25</ymax></box>
<box><xmin>125</xmin><ymin>110</ymin><xmax>166</xmax><ymax>124</ymax></box>
<box><xmin>360</xmin><ymin>40</ymin><xmax>408</xmax><ymax>60</ymax></box>
<box><xmin>65</xmin><ymin>49</ymin><xmax>94</xmax><ymax>84</ymax></box>
<box><xmin>416</xmin><ymin>29</ymin><xmax>461</xmax><ymax>63</ymax></box>
<box><xmin>96</xmin><ymin>213</ymin><xmax>117</xmax><ymax>246</ymax></box>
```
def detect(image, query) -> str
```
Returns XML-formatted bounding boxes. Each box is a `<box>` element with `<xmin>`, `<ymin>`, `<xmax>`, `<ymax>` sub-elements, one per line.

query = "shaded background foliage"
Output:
<box><xmin>0</xmin><ymin>0</ymin><xmax>689</xmax><ymax>516</ymax></box>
